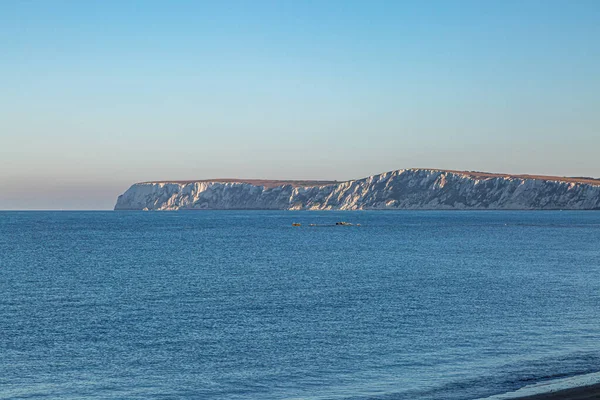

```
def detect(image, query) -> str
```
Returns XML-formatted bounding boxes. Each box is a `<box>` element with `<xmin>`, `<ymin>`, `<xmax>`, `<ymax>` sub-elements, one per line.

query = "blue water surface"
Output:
<box><xmin>1</xmin><ymin>211</ymin><xmax>599</xmax><ymax>399</ymax></box>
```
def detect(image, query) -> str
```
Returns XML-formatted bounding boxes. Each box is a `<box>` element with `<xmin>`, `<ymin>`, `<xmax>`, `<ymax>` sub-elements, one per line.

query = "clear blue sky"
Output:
<box><xmin>1</xmin><ymin>0</ymin><xmax>599</xmax><ymax>209</ymax></box>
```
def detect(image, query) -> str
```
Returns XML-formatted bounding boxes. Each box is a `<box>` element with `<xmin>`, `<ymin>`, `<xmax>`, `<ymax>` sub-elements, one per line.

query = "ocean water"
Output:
<box><xmin>1</xmin><ymin>210</ymin><xmax>599</xmax><ymax>400</ymax></box>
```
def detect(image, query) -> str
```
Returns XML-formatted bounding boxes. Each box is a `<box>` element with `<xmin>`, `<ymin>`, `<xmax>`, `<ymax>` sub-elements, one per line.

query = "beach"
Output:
<box><xmin>515</xmin><ymin>383</ymin><xmax>600</xmax><ymax>399</ymax></box>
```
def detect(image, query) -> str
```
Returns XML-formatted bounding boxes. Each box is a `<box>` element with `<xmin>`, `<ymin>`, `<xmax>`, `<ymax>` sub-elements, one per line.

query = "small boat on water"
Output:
<box><xmin>293</xmin><ymin>222</ymin><xmax>361</xmax><ymax>227</ymax></box>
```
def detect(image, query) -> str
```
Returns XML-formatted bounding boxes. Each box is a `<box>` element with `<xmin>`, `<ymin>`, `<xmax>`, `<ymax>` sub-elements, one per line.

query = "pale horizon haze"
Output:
<box><xmin>2</xmin><ymin>1</ymin><xmax>599</xmax><ymax>209</ymax></box>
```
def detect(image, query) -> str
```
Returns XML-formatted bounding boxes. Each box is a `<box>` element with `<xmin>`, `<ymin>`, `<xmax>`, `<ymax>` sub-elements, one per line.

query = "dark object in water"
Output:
<box><xmin>292</xmin><ymin>223</ymin><xmax>301</xmax><ymax>227</ymax></box>
<box><xmin>304</xmin><ymin>222</ymin><xmax>361</xmax><ymax>227</ymax></box>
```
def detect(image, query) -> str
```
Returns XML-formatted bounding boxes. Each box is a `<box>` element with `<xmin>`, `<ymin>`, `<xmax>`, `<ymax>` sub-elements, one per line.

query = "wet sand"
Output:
<box><xmin>514</xmin><ymin>383</ymin><xmax>600</xmax><ymax>399</ymax></box>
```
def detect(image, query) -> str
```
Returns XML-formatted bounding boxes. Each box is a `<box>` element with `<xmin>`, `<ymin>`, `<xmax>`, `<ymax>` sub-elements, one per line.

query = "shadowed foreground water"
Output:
<box><xmin>1</xmin><ymin>211</ymin><xmax>599</xmax><ymax>399</ymax></box>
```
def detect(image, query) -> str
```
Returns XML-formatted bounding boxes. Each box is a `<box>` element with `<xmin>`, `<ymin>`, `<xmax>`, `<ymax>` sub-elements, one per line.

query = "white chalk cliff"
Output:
<box><xmin>114</xmin><ymin>169</ymin><xmax>600</xmax><ymax>211</ymax></box>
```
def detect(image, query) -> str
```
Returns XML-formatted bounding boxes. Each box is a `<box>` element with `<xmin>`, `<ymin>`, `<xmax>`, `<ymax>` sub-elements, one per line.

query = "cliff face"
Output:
<box><xmin>114</xmin><ymin>169</ymin><xmax>600</xmax><ymax>211</ymax></box>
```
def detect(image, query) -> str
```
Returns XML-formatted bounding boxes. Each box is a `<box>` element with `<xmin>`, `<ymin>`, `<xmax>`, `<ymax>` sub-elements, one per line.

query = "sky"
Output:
<box><xmin>1</xmin><ymin>1</ymin><xmax>599</xmax><ymax>209</ymax></box>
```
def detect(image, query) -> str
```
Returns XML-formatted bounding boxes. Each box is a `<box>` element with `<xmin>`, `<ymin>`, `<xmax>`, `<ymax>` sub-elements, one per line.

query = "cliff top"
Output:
<box><xmin>139</xmin><ymin>179</ymin><xmax>339</xmax><ymax>188</ymax></box>
<box><xmin>140</xmin><ymin>169</ymin><xmax>600</xmax><ymax>188</ymax></box>
<box><xmin>444</xmin><ymin>170</ymin><xmax>600</xmax><ymax>186</ymax></box>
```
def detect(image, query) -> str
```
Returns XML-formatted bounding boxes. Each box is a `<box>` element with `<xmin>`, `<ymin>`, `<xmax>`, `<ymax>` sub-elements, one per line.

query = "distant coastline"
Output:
<box><xmin>115</xmin><ymin>168</ymin><xmax>600</xmax><ymax>211</ymax></box>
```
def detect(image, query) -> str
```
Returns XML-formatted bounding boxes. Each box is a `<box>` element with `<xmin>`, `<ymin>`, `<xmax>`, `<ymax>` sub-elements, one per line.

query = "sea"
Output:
<box><xmin>1</xmin><ymin>210</ymin><xmax>599</xmax><ymax>400</ymax></box>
